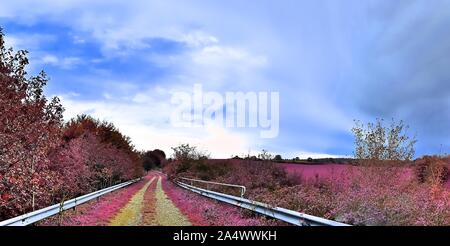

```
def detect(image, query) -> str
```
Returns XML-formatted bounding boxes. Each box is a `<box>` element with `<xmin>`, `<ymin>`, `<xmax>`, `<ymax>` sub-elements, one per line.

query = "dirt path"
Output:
<box><xmin>153</xmin><ymin>176</ymin><xmax>191</xmax><ymax>226</ymax></box>
<box><xmin>109</xmin><ymin>174</ymin><xmax>190</xmax><ymax>226</ymax></box>
<box><xmin>141</xmin><ymin>176</ymin><xmax>157</xmax><ymax>225</ymax></box>
<box><xmin>109</xmin><ymin>177</ymin><xmax>156</xmax><ymax>226</ymax></box>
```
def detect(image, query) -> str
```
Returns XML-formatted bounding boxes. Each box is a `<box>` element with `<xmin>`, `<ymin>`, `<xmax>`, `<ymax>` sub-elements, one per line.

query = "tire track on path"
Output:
<box><xmin>141</xmin><ymin>176</ymin><xmax>157</xmax><ymax>225</ymax></box>
<box><xmin>109</xmin><ymin>177</ymin><xmax>156</xmax><ymax>226</ymax></box>
<box><xmin>153</xmin><ymin>176</ymin><xmax>191</xmax><ymax>226</ymax></box>
<box><xmin>108</xmin><ymin>174</ymin><xmax>191</xmax><ymax>226</ymax></box>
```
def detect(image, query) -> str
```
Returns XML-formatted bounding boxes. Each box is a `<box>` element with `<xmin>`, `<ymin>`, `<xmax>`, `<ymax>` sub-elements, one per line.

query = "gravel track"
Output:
<box><xmin>109</xmin><ymin>177</ymin><xmax>156</xmax><ymax>226</ymax></box>
<box><xmin>154</xmin><ymin>176</ymin><xmax>191</xmax><ymax>226</ymax></box>
<box><xmin>141</xmin><ymin>176</ymin><xmax>158</xmax><ymax>225</ymax></box>
<box><xmin>108</xmin><ymin>174</ymin><xmax>191</xmax><ymax>226</ymax></box>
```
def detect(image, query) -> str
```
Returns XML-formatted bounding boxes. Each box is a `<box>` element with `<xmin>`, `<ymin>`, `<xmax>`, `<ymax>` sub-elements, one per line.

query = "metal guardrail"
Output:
<box><xmin>179</xmin><ymin>177</ymin><xmax>246</xmax><ymax>197</ymax></box>
<box><xmin>176</xmin><ymin>180</ymin><xmax>350</xmax><ymax>226</ymax></box>
<box><xmin>0</xmin><ymin>178</ymin><xmax>141</xmax><ymax>226</ymax></box>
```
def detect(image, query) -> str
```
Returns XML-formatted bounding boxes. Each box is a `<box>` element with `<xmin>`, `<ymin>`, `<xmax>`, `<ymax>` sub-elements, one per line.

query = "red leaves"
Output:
<box><xmin>8</xmin><ymin>177</ymin><xmax>16</xmax><ymax>184</ymax></box>
<box><xmin>164</xmin><ymin>155</ymin><xmax>450</xmax><ymax>225</ymax></box>
<box><xmin>0</xmin><ymin>29</ymin><xmax>143</xmax><ymax>220</ymax></box>
<box><xmin>49</xmin><ymin>124</ymin><xmax>143</xmax><ymax>202</ymax></box>
<box><xmin>1</xmin><ymin>193</ymin><xmax>11</xmax><ymax>201</ymax></box>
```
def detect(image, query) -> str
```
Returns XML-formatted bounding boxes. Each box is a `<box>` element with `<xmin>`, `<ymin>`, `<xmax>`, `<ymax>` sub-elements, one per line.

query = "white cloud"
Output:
<box><xmin>155</xmin><ymin>39</ymin><xmax>270</xmax><ymax>92</ymax></box>
<box><xmin>72</xmin><ymin>35</ymin><xmax>86</xmax><ymax>44</ymax></box>
<box><xmin>192</xmin><ymin>45</ymin><xmax>267</xmax><ymax>68</ymax></box>
<box><xmin>102</xmin><ymin>93</ymin><xmax>112</xmax><ymax>100</ymax></box>
<box><xmin>2</xmin><ymin>33</ymin><xmax>56</xmax><ymax>51</ymax></box>
<box><xmin>1</xmin><ymin>0</ymin><xmax>361</xmax><ymax>157</ymax></box>
<box><xmin>43</xmin><ymin>14</ymin><xmax>271</xmax><ymax>157</ymax></box>
<box><xmin>60</xmin><ymin>57</ymin><xmax>81</xmax><ymax>69</ymax></box>
<box><xmin>42</xmin><ymin>54</ymin><xmax>59</xmax><ymax>64</ymax></box>
<box><xmin>3</xmin><ymin>35</ymin><xmax>18</xmax><ymax>49</ymax></box>
<box><xmin>60</xmin><ymin>92</ymin><xmax>253</xmax><ymax>158</ymax></box>
<box><xmin>39</xmin><ymin>54</ymin><xmax>81</xmax><ymax>69</ymax></box>
<box><xmin>181</xmin><ymin>31</ymin><xmax>219</xmax><ymax>47</ymax></box>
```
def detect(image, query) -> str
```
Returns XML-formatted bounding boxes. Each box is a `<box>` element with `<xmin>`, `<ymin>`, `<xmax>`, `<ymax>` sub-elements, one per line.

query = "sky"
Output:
<box><xmin>1</xmin><ymin>0</ymin><xmax>449</xmax><ymax>158</ymax></box>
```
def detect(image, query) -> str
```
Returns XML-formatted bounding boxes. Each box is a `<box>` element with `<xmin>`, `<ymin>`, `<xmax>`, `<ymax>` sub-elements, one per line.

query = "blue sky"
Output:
<box><xmin>1</xmin><ymin>0</ymin><xmax>449</xmax><ymax>158</ymax></box>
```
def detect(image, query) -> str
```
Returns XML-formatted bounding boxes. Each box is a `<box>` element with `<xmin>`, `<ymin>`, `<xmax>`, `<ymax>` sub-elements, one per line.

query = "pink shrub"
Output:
<box><xmin>164</xmin><ymin>158</ymin><xmax>291</xmax><ymax>199</ymax></box>
<box><xmin>166</xmin><ymin>157</ymin><xmax>450</xmax><ymax>226</ymax></box>
<box><xmin>282</xmin><ymin>163</ymin><xmax>350</xmax><ymax>181</ymax></box>
<box><xmin>262</xmin><ymin>165</ymin><xmax>450</xmax><ymax>226</ymax></box>
<box><xmin>48</xmin><ymin>132</ymin><xmax>139</xmax><ymax>203</ymax></box>
<box><xmin>162</xmin><ymin>176</ymin><xmax>280</xmax><ymax>226</ymax></box>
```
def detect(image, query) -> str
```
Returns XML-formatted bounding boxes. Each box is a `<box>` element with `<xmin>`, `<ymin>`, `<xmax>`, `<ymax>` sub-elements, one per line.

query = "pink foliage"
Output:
<box><xmin>43</xmin><ymin>175</ymin><xmax>152</xmax><ymax>226</ymax></box>
<box><xmin>258</xmin><ymin>164</ymin><xmax>450</xmax><ymax>225</ymax></box>
<box><xmin>283</xmin><ymin>162</ymin><xmax>447</xmax><ymax>190</ymax></box>
<box><xmin>282</xmin><ymin>163</ymin><xmax>351</xmax><ymax>182</ymax></box>
<box><xmin>162</xmin><ymin>176</ymin><xmax>278</xmax><ymax>226</ymax></box>
<box><xmin>47</xmin><ymin>127</ymin><xmax>140</xmax><ymax>205</ymax></box>
<box><xmin>1</xmin><ymin>30</ymin><xmax>63</xmax><ymax>218</ymax></box>
<box><xmin>49</xmin><ymin>136</ymin><xmax>93</xmax><ymax>197</ymax></box>
<box><xmin>166</xmin><ymin>157</ymin><xmax>450</xmax><ymax>225</ymax></box>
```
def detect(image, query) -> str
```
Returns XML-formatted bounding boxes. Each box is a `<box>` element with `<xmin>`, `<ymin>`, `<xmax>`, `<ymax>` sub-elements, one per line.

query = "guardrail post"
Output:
<box><xmin>58</xmin><ymin>201</ymin><xmax>64</xmax><ymax>226</ymax></box>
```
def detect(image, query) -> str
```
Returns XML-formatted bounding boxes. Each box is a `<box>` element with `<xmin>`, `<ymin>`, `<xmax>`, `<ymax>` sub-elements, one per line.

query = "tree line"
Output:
<box><xmin>0</xmin><ymin>28</ymin><xmax>152</xmax><ymax>220</ymax></box>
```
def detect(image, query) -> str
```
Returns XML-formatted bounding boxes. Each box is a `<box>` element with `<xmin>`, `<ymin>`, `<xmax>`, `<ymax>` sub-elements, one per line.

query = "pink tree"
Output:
<box><xmin>0</xmin><ymin>28</ymin><xmax>64</xmax><ymax>219</ymax></box>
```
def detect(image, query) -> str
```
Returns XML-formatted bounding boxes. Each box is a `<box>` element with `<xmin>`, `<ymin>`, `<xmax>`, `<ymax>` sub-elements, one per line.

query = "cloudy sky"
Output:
<box><xmin>1</xmin><ymin>0</ymin><xmax>449</xmax><ymax>158</ymax></box>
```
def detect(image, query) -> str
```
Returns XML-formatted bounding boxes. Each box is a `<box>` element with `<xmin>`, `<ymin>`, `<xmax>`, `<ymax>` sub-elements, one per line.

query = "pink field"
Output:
<box><xmin>282</xmin><ymin>163</ymin><xmax>351</xmax><ymax>181</ymax></box>
<box><xmin>282</xmin><ymin>162</ymin><xmax>450</xmax><ymax>189</ymax></box>
<box><xmin>207</xmin><ymin>159</ymin><xmax>444</xmax><ymax>189</ymax></box>
<box><xmin>282</xmin><ymin>162</ymin><xmax>413</xmax><ymax>186</ymax></box>
<box><xmin>282</xmin><ymin>162</ymin><xmax>417</xmax><ymax>184</ymax></box>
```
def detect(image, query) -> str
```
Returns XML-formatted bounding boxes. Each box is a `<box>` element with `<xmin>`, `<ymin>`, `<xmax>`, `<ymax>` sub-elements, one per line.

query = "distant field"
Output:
<box><xmin>282</xmin><ymin>163</ymin><xmax>350</xmax><ymax>181</ymax></box>
<box><xmin>207</xmin><ymin>158</ymin><xmax>450</xmax><ymax>189</ymax></box>
<box><xmin>282</xmin><ymin>161</ymin><xmax>450</xmax><ymax>189</ymax></box>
